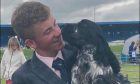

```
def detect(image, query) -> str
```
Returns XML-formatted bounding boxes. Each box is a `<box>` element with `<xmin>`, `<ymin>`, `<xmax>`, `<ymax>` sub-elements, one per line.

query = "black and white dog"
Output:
<box><xmin>62</xmin><ymin>19</ymin><xmax>130</xmax><ymax>84</ymax></box>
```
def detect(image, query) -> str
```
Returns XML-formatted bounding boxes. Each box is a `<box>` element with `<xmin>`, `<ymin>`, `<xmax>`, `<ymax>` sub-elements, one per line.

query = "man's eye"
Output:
<box><xmin>45</xmin><ymin>28</ymin><xmax>52</xmax><ymax>35</ymax></box>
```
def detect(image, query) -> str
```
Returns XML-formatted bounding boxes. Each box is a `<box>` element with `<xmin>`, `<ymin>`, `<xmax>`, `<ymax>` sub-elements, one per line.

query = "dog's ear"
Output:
<box><xmin>97</xmin><ymin>34</ymin><xmax>120</xmax><ymax>73</ymax></box>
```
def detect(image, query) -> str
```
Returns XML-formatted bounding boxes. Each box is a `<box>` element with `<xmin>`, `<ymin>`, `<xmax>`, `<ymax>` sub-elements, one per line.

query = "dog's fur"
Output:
<box><xmin>62</xmin><ymin>19</ymin><xmax>130</xmax><ymax>84</ymax></box>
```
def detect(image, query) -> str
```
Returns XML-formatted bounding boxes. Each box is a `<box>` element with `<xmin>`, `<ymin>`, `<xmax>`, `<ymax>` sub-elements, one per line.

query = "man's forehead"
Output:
<box><xmin>34</xmin><ymin>16</ymin><xmax>54</xmax><ymax>29</ymax></box>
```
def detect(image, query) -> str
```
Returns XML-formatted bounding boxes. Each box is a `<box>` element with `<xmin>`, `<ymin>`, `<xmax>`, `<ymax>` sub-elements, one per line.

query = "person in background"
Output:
<box><xmin>1</xmin><ymin>36</ymin><xmax>26</xmax><ymax>84</ymax></box>
<box><xmin>128</xmin><ymin>41</ymin><xmax>137</xmax><ymax>63</ymax></box>
<box><xmin>135</xmin><ymin>40</ymin><xmax>140</xmax><ymax>58</ymax></box>
<box><xmin>11</xmin><ymin>1</ymin><xmax>77</xmax><ymax>84</ymax></box>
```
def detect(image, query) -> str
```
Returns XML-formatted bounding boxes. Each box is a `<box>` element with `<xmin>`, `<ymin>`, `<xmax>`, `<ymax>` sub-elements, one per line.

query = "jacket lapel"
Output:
<box><xmin>30</xmin><ymin>52</ymin><xmax>67</xmax><ymax>84</ymax></box>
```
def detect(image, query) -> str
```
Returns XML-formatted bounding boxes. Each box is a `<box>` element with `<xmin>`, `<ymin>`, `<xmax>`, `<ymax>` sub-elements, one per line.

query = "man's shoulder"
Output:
<box><xmin>12</xmin><ymin>59</ymin><xmax>34</xmax><ymax>83</ymax></box>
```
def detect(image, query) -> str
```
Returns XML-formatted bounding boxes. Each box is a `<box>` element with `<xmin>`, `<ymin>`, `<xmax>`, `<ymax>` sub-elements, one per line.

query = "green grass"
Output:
<box><xmin>110</xmin><ymin>44</ymin><xmax>123</xmax><ymax>54</ymax></box>
<box><xmin>110</xmin><ymin>45</ymin><xmax>139</xmax><ymax>84</ymax></box>
<box><xmin>0</xmin><ymin>45</ymin><xmax>139</xmax><ymax>84</ymax></box>
<box><xmin>23</xmin><ymin>48</ymin><xmax>33</xmax><ymax>60</ymax></box>
<box><xmin>121</xmin><ymin>64</ymin><xmax>139</xmax><ymax>84</ymax></box>
<box><xmin>0</xmin><ymin>48</ymin><xmax>4</xmax><ymax>62</ymax></box>
<box><xmin>1</xmin><ymin>79</ymin><xmax>5</xmax><ymax>84</ymax></box>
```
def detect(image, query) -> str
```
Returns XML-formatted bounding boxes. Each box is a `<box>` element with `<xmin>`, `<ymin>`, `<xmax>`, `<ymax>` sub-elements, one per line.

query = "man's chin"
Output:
<box><xmin>56</xmin><ymin>40</ymin><xmax>65</xmax><ymax>50</ymax></box>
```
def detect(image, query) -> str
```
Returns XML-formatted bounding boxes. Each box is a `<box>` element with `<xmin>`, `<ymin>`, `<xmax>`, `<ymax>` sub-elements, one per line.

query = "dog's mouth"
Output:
<box><xmin>71</xmin><ymin>39</ymin><xmax>86</xmax><ymax>47</ymax></box>
<box><xmin>79</xmin><ymin>39</ymin><xmax>86</xmax><ymax>44</ymax></box>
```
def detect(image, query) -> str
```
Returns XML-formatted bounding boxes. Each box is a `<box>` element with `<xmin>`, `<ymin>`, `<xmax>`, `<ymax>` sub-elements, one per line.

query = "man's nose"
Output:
<box><xmin>53</xmin><ymin>26</ymin><xmax>61</xmax><ymax>37</ymax></box>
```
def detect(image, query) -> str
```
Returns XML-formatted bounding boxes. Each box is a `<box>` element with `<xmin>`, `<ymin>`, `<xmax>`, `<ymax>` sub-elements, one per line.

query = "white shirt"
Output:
<box><xmin>36</xmin><ymin>51</ymin><xmax>63</xmax><ymax>78</ymax></box>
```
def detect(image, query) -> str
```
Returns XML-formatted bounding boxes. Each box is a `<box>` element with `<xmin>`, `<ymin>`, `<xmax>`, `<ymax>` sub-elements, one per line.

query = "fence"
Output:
<box><xmin>115</xmin><ymin>53</ymin><xmax>140</xmax><ymax>84</ymax></box>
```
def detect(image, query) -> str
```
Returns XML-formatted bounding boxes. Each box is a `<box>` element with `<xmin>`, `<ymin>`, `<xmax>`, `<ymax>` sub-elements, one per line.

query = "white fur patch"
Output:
<box><xmin>71</xmin><ymin>45</ymin><xmax>114</xmax><ymax>84</ymax></box>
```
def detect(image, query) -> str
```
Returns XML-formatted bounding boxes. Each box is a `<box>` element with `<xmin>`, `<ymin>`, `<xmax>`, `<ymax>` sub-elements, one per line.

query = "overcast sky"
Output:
<box><xmin>1</xmin><ymin>0</ymin><xmax>139</xmax><ymax>24</ymax></box>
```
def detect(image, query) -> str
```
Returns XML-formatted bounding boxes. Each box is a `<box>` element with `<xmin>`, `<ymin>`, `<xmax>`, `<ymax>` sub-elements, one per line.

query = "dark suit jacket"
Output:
<box><xmin>12</xmin><ymin>45</ymin><xmax>78</xmax><ymax>84</ymax></box>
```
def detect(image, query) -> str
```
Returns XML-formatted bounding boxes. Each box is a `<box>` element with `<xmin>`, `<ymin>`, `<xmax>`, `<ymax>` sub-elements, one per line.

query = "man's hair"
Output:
<box><xmin>11</xmin><ymin>1</ymin><xmax>50</xmax><ymax>41</ymax></box>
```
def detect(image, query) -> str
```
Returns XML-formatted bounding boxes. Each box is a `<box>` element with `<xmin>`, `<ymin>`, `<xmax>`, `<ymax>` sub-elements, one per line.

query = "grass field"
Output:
<box><xmin>0</xmin><ymin>45</ymin><xmax>140</xmax><ymax>84</ymax></box>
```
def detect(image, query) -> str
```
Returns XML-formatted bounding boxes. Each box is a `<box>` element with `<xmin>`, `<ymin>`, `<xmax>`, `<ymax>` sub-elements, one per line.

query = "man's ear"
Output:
<box><xmin>25</xmin><ymin>39</ymin><xmax>37</xmax><ymax>49</ymax></box>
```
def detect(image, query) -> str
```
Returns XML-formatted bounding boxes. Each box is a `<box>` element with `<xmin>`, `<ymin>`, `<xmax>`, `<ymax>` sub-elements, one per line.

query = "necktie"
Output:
<box><xmin>52</xmin><ymin>58</ymin><xmax>68</xmax><ymax>83</ymax></box>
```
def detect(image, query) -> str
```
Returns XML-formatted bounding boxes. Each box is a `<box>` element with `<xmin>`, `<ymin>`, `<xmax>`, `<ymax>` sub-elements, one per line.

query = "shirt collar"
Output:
<box><xmin>35</xmin><ymin>51</ymin><xmax>63</xmax><ymax>69</ymax></box>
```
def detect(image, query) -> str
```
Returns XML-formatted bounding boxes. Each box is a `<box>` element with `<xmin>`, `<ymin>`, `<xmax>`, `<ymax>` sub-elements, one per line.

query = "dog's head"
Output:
<box><xmin>62</xmin><ymin>19</ymin><xmax>109</xmax><ymax>62</ymax></box>
<box><xmin>62</xmin><ymin>19</ymin><xmax>120</xmax><ymax>74</ymax></box>
<box><xmin>62</xmin><ymin>19</ymin><xmax>102</xmax><ymax>49</ymax></box>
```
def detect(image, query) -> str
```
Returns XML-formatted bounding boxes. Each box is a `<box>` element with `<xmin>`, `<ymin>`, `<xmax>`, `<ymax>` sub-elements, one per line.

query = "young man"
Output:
<box><xmin>11</xmin><ymin>1</ymin><xmax>77</xmax><ymax>84</ymax></box>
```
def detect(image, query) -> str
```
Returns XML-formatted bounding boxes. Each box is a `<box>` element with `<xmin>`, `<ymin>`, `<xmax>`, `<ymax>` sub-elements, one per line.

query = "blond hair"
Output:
<box><xmin>8</xmin><ymin>36</ymin><xmax>22</xmax><ymax>52</ymax></box>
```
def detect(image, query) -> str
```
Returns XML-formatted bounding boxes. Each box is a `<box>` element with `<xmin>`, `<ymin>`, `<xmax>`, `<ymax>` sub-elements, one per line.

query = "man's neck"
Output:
<box><xmin>36</xmin><ymin>49</ymin><xmax>59</xmax><ymax>57</ymax></box>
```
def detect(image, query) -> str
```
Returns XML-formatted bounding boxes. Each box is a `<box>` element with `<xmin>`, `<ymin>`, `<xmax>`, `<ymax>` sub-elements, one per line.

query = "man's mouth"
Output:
<box><xmin>53</xmin><ymin>36</ymin><xmax>62</xmax><ymax>44</ymax></box>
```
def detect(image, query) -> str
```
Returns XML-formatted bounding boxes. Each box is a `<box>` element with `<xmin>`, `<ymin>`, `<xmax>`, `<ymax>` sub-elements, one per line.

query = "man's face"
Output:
<box><xmin>33</xmin><ymin>16</ymin><xmax>64</xmax><ymax>56</ymax></box>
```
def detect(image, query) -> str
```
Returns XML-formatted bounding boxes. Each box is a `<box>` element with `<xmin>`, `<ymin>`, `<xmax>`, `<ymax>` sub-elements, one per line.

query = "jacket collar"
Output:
<box><xmin>31</xmin><ymin>52</ymin><xmax>67</xmax><ymax>84</ymax></box>
<box><xmin>30</xmin><ymin>45</ymin><xmax>78</xmax><ymax>84</ymax></box>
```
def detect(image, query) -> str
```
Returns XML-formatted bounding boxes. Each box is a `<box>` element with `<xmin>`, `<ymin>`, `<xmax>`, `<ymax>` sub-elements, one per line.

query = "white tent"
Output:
<box><xmin>121</xmin><ymin>34</ymin><xmax>140</xmax><ymax>63</ymax></box>
<box><xmin>122</xmin><ymin>34</ymin><xmax>140</xmax><ymax>56</ymax></box>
